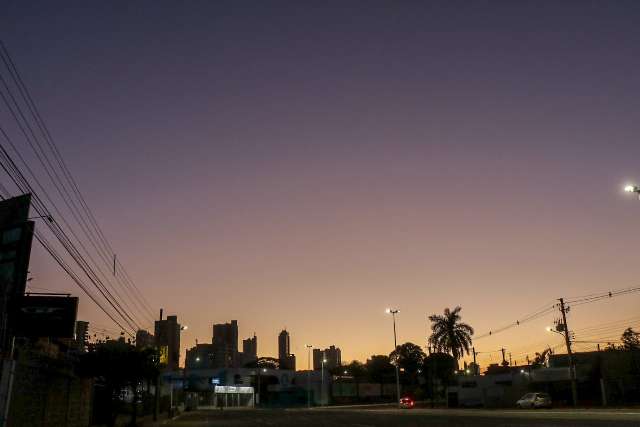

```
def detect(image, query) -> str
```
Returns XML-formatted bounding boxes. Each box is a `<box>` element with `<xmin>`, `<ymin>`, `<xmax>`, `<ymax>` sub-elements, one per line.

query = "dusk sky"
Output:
<box><xmin>1</xmin><ymin>1</ymin><xmax>640</xmax><ymax>366</ymax></box>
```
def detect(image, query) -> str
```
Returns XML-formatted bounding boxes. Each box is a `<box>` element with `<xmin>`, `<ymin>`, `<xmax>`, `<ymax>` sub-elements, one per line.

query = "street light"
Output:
<box><xmin>546</xmin><ymin>326</ymin><xmax>563</xmax><ymax>336</ymax></box>
<box><xmin>385</xmin><ymin>308</ymin><xmax>401</xmax><ymax>408</ymax></box>
<box><xmin>305</xmin><ymin>345</ymin><xmax>312</xmax><ymax>408</ymax></box>
<box><xmin>624</xmin><ymin>184</ymin><xmax>640</xmax><ymax>198</ymax></box>
<box><xmin>321</xmin><ymin>355</ymin><xmax>327</xmax><ymax>406</ymax></box>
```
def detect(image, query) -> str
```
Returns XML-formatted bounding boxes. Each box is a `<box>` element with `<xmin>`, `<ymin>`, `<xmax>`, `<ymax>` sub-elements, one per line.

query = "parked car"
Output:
<box><xmin>516</xmin><ymin>392</ymin><xmax>552</xmax><ymax>409</ymax></box>
<box><xmin>399</xmin><ymin>397</ymin><xmax>415</xmax><ymax>409</ymax></box>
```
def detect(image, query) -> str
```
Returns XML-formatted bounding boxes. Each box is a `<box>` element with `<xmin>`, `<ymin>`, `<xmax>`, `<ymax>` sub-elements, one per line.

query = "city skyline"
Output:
<box><xmin>1</xmin><ymin>1</ymin><xmax>640</xmax><ymax>365</ymax></box>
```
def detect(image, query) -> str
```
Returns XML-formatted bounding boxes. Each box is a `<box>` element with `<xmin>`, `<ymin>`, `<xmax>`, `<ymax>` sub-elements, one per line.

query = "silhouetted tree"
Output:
<box><xmin>423</xmin><ymin>352</ymin><xmax>455</xmax><ymax>402</ymax></box>
<box><xmin>366</xmin><ymin>355</ymin><xmax>394</xmax><ymax>397</ymax></box>
<box><xmin>622</xmin><ymin>327</ymin><xmax>640</xmax><ymax>350</ymax></box>
<box><xmin>428</xmin><ymin>306</ymin><xmax>474</xmax><ymax>365</ymax></box>
<box><xmin>338</xmin><ymin>361</ymin><xmax>367</xmax><ymax>399</ymax></box>
<box><xmin>531</xmin><ymin>348</ymin><xmax>552</xmax><ymax>368</ymax></box>
<box><xmin>78</xmin><ymin>340</ymin><xmax>158</xmax><ymax>427</ymax></box>
<box><xmin>390</xmin><ymin>342</ymin><xmax>425</xmax><ymax>384</ymax></box>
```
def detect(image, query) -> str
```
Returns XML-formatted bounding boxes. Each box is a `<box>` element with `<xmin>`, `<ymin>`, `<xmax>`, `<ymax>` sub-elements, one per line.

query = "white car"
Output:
<box><xmin>516</xmin><ymin>392</ymin><xmax>552</xmax><ymax>409</ymax></box>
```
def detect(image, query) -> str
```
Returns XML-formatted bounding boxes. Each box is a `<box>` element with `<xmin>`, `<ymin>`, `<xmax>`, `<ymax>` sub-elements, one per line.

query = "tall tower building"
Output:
<box><xmin>278</xmin><ymin>329</ymin><xmax>296</xmax><ymax>370</ymax></box>
<box><xmin>212</xmin><ymin>320</ymin><xmax>239</xmax><ymax>367</ymax></box>
<box><xmin>278</xmin><ymin>329</ymin><xmax>290</xmax><ymax>361</ymax></box>
<box><xmin>74</xmin><ymin>320</ymin><xmax>89</xmax><ymax>351</ymax></box>
<box><xmin>155</xmin><ymin>314</ymin><xmax>181</xmax><ymax>371</ymax></box>
<box><xmin>242</xmin><ymin>333</ymin><xmax>258</xmax><ymax>364</ymax></box>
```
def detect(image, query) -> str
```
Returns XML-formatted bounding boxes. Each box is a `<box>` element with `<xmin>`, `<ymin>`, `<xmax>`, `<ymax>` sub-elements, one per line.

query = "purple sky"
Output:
<box><xmin>1</xmin><ymin>1</ymin><xmax>640</xmax><ymax>365</ymax></box>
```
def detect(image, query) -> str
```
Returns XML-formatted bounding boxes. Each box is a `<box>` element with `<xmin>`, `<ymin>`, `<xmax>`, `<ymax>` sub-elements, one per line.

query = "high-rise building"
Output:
<box><xmin>155</xmin><ymin>314</ymin><xmax>181</xmax><ymax>371</ymax></box>
<box><xmin>136</xmin><ymin>329</ymin><xmax>155</xmax><ymax>349</ymax></box>
<box><xmin>278</xmin><ymin>329</ymin><xmax>296</xmax><ymax>370</ymax></box>
<box><xmin>278</xmin><ymin>330</ymin><xmax>290</xmax><ymax>361</ymax></box>
<box><xmin>185</xmin><ymin>343</ymin><xmax>216</xmax><ymax>369</ymax></box>
<box><xmin>313</xmin><ymin>345</ymin><xmax>342</xmax><ymax>370</ymax></box>
<box><xmin>242</xmin><ymin>334</ymin><xmax>257</xmax><ymax>365</ymax></box>
<box><xmin>212</xmin><ymin>320</ymin><xmax>239</xmax><ymax>368</ymax></box>
<box><xmin>74</xmin><ymin>320</ymin><xmax>89</xmax><ymax>351</ymax></box>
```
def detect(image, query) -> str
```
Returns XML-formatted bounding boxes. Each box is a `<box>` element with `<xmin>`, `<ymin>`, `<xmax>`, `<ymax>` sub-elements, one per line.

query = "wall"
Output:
<box><xmin>7</xmin><ymin>357</ymin><xmax>92</xmax><ymax>427</ymax></box>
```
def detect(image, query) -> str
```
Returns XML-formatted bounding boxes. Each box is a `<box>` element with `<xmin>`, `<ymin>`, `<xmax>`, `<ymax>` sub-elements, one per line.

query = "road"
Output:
<box><xmin>163</xmin><ymin>407</ymin><xmax>640</xmax><ymax>426</ymax></box>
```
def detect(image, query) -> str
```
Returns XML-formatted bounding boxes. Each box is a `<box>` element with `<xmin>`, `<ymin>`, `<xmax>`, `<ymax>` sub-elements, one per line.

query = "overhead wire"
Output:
<box><xmin>0</xmin><ymin>40</ymin><xmax>158</xmax><ymax>333</ymax></box>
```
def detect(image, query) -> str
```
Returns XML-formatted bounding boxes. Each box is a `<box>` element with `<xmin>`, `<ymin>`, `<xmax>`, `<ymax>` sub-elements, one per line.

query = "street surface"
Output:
<box><xmin>164</xmin><ymin>407</ymin><xmax>640</xmax><ymax>426</ymax></box>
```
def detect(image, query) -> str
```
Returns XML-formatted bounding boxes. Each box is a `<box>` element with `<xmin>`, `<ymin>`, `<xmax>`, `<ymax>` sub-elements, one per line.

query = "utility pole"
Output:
<box><xmin>154</xmin><ymin>308</ymin><xmax>162</xmax><ymax>421</ymax></box>
<box><xmin>509</xmin><ymin>352</ymin><xmax>512</xmax><ymax>366</ymax></box>
<box><xmin>501</xmin><ymin>348</ymin><xmax>507</xmax><ymax>366</ymax></box>
<box><xmin>559</xmin><ymin>298</ymin><xmax>578</xmax><ymax>407</ymax></box>
<box><xmin>306</xmin><ymin>345</ymin><xmax>312</xmax><ymax>408</ymax></box>
<box><xmin>472</xmin><ymin>347</ymin><xmax>477</xmax><ymax>374</ymax></box>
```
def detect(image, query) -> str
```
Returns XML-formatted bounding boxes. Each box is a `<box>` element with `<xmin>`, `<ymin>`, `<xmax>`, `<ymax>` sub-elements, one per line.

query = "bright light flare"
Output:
<box><xmin>624</xmin><ymin>184</ymin><xmax>636</xmax><ymax>193</ymax></box>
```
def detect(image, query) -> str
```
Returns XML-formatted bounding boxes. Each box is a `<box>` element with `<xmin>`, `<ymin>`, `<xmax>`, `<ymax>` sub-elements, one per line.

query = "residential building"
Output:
<box><xmin>314</xmin><ymin>345</ymin><xmax>342</xmax><ymax>370</ymax></box>
<box><xmin>155</xmin><ymin>314</ymin><xmax>181</xmax><ymax>370</ymax></box>
<box><xmin>186</xmin><ymin>343</ymin><xmax>216</xmax><ymax>369</ymax></box>
<box><xmin>212</xmin><ymin>320</ymin><xmax>239</xmax><ymax>368</ymax></box>
<box><xmin>278</xmin><ymin>329</ymin><xmax>296</xmax><ymax>370</ymax></box>
<box><xmin>242</xmin><ymin>334</ymin><xmax>257</xmax><ymax>366</ymax></box>
<box><xmin>74</xmin><ymin>320</ymin><xmax>89</xmax><ymax>351</ymax></box>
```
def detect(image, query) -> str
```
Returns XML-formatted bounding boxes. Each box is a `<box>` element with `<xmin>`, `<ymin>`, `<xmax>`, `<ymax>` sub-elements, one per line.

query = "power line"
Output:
<box><xmin>474</xmin><ymin>303</ymin><xmax>556</xmax><ymax>340</ymax></box>
<box><xmin>0</xmin><ymin>131</ymin><xmax>138</xmax><ymax>336</ymax></box>
<box><xmin>0</xmin><ymin>60</ymin><xmax>151</xmax><ymax>329</ymax></box>
<box><xmin>0</xmin><ymin>40</ymin><xmax>158</xmax><ymax>331</ymax></box>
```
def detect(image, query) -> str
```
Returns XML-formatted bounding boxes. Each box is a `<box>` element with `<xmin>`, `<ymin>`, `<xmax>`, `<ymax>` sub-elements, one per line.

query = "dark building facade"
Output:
<box><xmin>242</xmin><ymin>334</ymin><xmax>257</xmax><ymax>366</ymax></box>
<box><xmin>74</xmin><ymin>320</ymin><xmax>89</xmax><ymax>352</ymax></box>
<box><xmin>314</xmin><ymin>345</ymin><xmax>342</xmax><ymax>370</ymax></box>
<box><xmin>135</xmin><ymin>329</ymin><xmax>155</xmax><ymax>349</ymax></box>
<box><xmin>186</xmin><ymin>343</ymin><xmax>216</xmax><ymax>369</ymax></box>
<box><xmin>155</xmin><ymin>314</ymin><xmax>181</xmax><ymax>370</ymax></box>
<box><xmin>212</xmin><ymin>320</ymin><xmax>239</xmax><ymax>368</ymax></box>
<box><xmin>278</xmin><ymin>329</ymin><xmax>296</xmax><ymax>370</ymax></box>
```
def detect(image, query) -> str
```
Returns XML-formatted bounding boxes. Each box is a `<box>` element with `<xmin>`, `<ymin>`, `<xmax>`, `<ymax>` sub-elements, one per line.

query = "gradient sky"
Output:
<box><xmin>1</xmin><ymin>1</ymin><xmax>640</xmax><ymax>367</ymax></box>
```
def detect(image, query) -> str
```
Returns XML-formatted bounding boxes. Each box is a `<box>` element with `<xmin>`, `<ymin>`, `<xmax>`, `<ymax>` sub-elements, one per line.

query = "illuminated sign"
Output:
<box><xmin>214</xmin><ymin>386</ymin><xmax>253</xmax><ymax>394</ymax></box>
<box><xmin>159</xmin><ymin>345</ymin><xmax>169</xmax><ymax>365</ymax></box>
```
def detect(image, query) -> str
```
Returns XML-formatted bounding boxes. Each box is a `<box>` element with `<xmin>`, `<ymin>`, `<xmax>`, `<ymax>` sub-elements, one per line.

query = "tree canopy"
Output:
<box><xmin>621</xmin><ymin>327</ymin><xmax>640</xmax><ymax>350</ymax></box>
<box><xmin>428</xmin><ymin>306</ymin><xmax>474</xmax><ymax>360</ymax></box>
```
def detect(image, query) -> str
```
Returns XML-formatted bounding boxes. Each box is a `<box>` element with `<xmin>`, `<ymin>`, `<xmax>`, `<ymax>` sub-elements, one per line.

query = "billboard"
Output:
<box><xmin>0</xmin><ymin>221</ymin><xmax>34</xmax><ymax>298</ymax></box>
<box><xmin>159</xmin><ymin>345</ymin><xmax>169</xmax><ymax>365</ymax></box>
<box><xmin>0</xmin><ymin>194</ymin><xmax>30</xmax><ymax>226</ymax></box>
<box><xmin>0</xmin><ymin>194</ymin><xmax>34</xmax><ymax>350</ymax></box>
<box><xmin>13</xmin><ymin>295</ymin><xmax>78</xmax><ymax>338</ymax></box>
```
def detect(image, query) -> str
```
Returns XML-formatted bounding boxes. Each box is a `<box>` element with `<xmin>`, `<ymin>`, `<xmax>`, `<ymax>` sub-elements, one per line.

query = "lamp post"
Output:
<box><xmin>321</xmin><ymin>354</ymin><xmax>327</xmax><ymax>406</ymax></box>
<box><xmin>306</xmin><ymin>344</ymin><xmax>312</xmax><ymax>408</ymax></box>
<box><xmin>256</xmin><ymin>367</ymin><xmax>266</xmax><ymax>407</ymax></box>
<box><xmin>385</xmin><ymin>308</ymin><xmax>401</xmax><ymax>408</ymax></box>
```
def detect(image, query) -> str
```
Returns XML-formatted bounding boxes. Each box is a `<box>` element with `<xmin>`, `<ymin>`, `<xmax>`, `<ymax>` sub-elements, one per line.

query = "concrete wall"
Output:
<box><xmin>7</xmin><ymin>359</ymin><xmax>92</xmax><ymax>427</ymax></box>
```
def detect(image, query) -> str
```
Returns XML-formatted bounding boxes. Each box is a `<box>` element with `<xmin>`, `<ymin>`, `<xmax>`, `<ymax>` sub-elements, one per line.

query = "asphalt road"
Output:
<box><xmin>164</xmin><ymin>407</ymin><xmax>640</xmax><ymax>426</ymax></box>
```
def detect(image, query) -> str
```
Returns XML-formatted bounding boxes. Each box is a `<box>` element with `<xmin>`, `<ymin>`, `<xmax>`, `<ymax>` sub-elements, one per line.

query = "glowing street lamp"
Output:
<box><xmin>305</xmin><ymin>344</ymin><xmax>312</xmax><ymax>408</ymax></box>
<box><xmin>624</xmin><ymin>184</ymin><xmax>640</xmax><ymax>198</ymax></box>
<box><xmin>321</xmin><ymin>355</ymin><xmax>328</xmax><ymax>406</ymax></box>
<box><xmin>546</xmin><ymin>326</ymin><xmax>563</xmax><ymax>336</ymax></box>
<box><xmin>385</xmin><ymin>308</ymin><xmax>401</xmax><ymax>408</ymax></box>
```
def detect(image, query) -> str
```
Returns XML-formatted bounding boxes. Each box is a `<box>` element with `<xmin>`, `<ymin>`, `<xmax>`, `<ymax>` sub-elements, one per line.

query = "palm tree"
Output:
<box><xmin>428</xmin><ymin>306</ymin><xmax>474</xmax><ymax>362</ymax></box>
